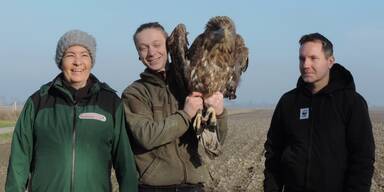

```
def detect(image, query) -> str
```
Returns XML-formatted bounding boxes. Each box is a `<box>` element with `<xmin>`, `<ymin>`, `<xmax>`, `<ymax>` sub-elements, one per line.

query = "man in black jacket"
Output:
<box><xmin>263</xmin><ymin>33</ymin><xmax>375</xmax><ymax>192</ymax></box>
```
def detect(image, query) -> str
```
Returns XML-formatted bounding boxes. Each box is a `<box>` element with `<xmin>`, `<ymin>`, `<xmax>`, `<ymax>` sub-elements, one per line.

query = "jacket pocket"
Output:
<box><xmin>280</xmin><ymin>146</ymin><xmax>306</xmax><ymax>188</ymax></box>
<box><xmin>152</xmin><ymin>104</ymin><xmax>164</xmax><ymax>122</ymax></box>
<box><xmin>141</xmin><ymin>155</ymin><xmax>160</xmax><ymax>182</ymax></box>
<box><xmin>280</xmin><ymin>147</ymin><xmax>292</xmax><ymax>166</ymax></box>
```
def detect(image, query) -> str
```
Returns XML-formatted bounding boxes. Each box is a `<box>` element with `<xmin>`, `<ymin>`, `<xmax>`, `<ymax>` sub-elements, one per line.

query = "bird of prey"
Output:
<box><xmin>167</xmin><ymin>16</ymin><xmax>248</xmax><ymax>158</ymax></box>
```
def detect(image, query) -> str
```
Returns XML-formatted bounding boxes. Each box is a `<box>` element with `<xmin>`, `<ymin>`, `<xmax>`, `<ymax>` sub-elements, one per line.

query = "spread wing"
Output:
<box><xmin>225</xmin><ymin>34</ymin><xmax>249</xmax><ymax>100</ymax></box>
<box><xmin>167</xmin><ymin>23</ymin><xmax>190</xmax><ymax>93</ymax></box>
<box><xmin>235</xmin><ymin>34</ymin><xmax>249</xmax><ymax>73</ymax></box>
<box><xmin>186</xmin><ymin>33</ymin><xmax>206</xmax><ymax>94</ymax></box>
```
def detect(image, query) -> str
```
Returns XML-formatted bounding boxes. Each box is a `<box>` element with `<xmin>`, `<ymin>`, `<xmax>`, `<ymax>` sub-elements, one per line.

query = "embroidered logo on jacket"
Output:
<box><xmin>300</xmin><ymin>108</ymin><xmax>309</xmax><ymax>120</ymax></box>
<box><xmin>79</xmin><ymin>113</ymin><xmax>106</xmax><ymax>122</ymax></box>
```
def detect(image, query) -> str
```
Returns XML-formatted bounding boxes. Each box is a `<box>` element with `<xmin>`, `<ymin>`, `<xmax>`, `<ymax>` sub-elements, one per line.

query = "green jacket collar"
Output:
<box><xmin>40</xmin><ymin>73</ymin><xmax>116</xmax><ymax>103</ymax></box>
<box><xmin>140</xmin><ymin>68</ymin><xmax>169</xmax><ymax>88</ymax></box>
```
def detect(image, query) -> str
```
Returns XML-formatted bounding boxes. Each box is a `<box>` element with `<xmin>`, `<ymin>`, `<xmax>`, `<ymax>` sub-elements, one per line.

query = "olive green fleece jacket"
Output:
<box><xmin>122</xmin><ymin>68</ymin><xmax>228</xmax><ymax>186</ymax></box>
<box><xmin>5</xmin><ymin>74</ymin><xmax>138</xmax><ymax>192</ymax></box>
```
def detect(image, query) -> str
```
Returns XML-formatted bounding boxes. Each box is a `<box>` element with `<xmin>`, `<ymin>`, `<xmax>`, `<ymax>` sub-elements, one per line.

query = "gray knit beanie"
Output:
<box><xmin>55</xmin><ymin>29</ymin><xmax>96</xmax><ymax>68</ymax></box>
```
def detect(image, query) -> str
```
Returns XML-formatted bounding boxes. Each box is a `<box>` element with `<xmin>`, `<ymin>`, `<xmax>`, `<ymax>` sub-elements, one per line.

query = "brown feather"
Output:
<box><xmin>167</xmin><ymin>24</ymin><xmax>189</xmax><ymax>93</ymax></box>
<box><xmin>168</xmin><ymin>16</ymin><xmax>249</xmax><ymax>99</ymax></box>
<box><xmin>225</xmin><ymin>34</ymin><xmax>249</xmax><ymax>99</ymax></box>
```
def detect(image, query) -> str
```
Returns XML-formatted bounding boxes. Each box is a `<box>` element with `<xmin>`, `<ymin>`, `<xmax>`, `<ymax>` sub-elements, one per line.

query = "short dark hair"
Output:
<box><xmin>133</xmin><ymin>22</ymin><xmax>168</xmax><ymax>46</ymax></box>
<box><xmin>299</xmin><ymin>33</ymin><xmax>333</xmax><ymax>58</ymax></box>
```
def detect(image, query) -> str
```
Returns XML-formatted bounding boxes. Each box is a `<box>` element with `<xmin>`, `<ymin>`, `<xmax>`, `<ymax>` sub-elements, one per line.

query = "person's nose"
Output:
<box><xmin>301</xmin><ymin>58</ymin><xmax>311</xmax><ymax>68</ymax></box>
<box><xmin>73</xmin><ymin>55</ymin><xmax>82</xmax><ymax>66</ymax></box>
<box><xmin>147</xmin><ymin>46</ymin><xmax>156</xmax><ymax>56</ymax></box>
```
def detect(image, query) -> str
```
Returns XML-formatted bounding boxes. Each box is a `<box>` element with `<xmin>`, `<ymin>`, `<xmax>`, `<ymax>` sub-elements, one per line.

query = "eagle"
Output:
<box><xmin>167</xmin><ymin>16</ymin><xmax>248</xmax><ymax>157</ymax></box>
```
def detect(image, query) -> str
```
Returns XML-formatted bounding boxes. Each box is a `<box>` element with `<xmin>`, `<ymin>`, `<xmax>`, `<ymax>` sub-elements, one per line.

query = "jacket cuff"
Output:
<box><xmin>216</xmin><ymin>108</ymin><xmax>227</xmax><ymax>119</ymax></box>
<box><xmin>177</xmin><ymin>110</ymin><xmax>192</xmax><ymax>123</ymax></box>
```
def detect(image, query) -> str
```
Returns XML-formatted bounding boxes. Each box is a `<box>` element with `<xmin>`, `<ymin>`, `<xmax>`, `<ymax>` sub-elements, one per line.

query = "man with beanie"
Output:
<box><xmin>5</xmin><ymin>29</ymin><xmax>138</xmax><ymax>192</ymax></box>
<box><xmin>263</xmin><ymin>33</ymin><xmax>375</xmax><ymax>192</ymax></box>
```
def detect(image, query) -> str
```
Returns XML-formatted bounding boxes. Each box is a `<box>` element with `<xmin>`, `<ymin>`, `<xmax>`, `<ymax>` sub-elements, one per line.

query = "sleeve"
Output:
<box><xmin>216</xmin><ymin>108</ymin><xmax>228</xmax><ymax>144</ymax></box>
<box><xmin>112</xmin><ymin>103</ymin><xmax>138</xmax><ymax>192</ymax></box>
<box><xmin>263</xmin><ymin>99</ymin><xmax>285</xmax><ymax>192</ymax></box>
<box><xmin>343</xmin><ymin>94</ymin><xmax>375</xmax><ymax>192</ymax></box>
<box><xmin>121</xmin><ymin>85</ymin><xmax>190</xmax><ymax>150</ymax></box>
<box><xmin>5</xmin><ymin>98</ymin><xmax>35</xmax><ymax>192</ymax></box>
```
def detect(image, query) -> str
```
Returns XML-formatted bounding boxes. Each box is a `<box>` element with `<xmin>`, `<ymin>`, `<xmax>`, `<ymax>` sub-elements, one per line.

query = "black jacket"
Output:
<box><xmin>264</xmin><ymin>64</ymin><xmax>375</xmax><ymax>192</ymax></box>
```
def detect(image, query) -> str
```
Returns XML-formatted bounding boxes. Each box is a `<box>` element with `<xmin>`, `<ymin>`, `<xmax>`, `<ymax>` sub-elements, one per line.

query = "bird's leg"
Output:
<box><xmin>193</xmin><ymin>109</ymin><xmax>203</xmax><ymax>134</ymax></box>
<box><xmin>204</xmin><ymin>106</ymin><xmax>217</xmax><ymax>130</ymax></box>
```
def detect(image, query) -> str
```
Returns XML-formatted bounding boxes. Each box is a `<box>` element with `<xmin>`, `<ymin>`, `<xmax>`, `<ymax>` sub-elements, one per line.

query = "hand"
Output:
<box><xmin>204</xmin><ymin>92</ymin><xmax>224</xmax><ymax>116</ymax></box>
<box><xmin>183</xmin><ymin>92</ymin><xmax>203</xmax><ymax>119</ymax></box>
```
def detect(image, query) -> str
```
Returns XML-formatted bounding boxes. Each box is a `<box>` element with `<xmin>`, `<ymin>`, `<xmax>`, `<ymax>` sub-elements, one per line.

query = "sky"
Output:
<box><xmin>0</xmin><ymin>0</ymin><xmax>383</xmax><ymax>107</ymax></box>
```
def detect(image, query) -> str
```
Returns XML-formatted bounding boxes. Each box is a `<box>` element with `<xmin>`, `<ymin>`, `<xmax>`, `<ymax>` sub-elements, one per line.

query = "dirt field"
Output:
<box><xmin>1</xmin><ymin>109</ymin><xmax>383</xmax><ymax>191</ymax></box>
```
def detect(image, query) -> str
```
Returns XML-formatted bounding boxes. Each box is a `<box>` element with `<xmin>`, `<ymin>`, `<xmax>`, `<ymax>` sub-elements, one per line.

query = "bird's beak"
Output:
<box><xmin>211</xmin><ymin>28</ymin><xmax>225</xmax><ymax>43</ymax></box>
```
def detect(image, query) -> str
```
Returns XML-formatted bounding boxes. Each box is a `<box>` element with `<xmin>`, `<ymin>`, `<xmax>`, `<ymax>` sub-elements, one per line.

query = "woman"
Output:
<box><xmin>5</xmin><ymin>30</ymin><xmax>137</xmax><ymax>192</ymax></box>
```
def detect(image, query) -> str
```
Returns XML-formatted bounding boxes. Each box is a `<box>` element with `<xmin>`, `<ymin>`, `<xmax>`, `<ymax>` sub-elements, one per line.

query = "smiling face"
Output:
<box><xmin>61</xmin><ymin>45</ymin><xmax>92</xmax><ymax>89</ymax></box>
<box><xmin>299</xmin><ymin>41</ymin><xmax>335</xmax><ymax>93</ymax></box>
<box><xmin>135</xmin><ymin>28</ymin><xmax>168</xmax><ymax>72</ymax></box>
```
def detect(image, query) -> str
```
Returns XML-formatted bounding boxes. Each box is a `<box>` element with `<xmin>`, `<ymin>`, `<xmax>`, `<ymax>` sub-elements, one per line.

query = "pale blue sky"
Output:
<box><xmin>1</xmin><ymin>0</ymin><xmax>383</xmax><ymax>106</ymax></box>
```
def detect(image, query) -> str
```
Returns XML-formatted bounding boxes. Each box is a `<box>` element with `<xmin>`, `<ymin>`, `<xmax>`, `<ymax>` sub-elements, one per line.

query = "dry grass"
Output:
<box><xmin>0</xmin><ymin>108</ymin><xmax>21</xmax><ymax>121</ymax></box>
<box><xmin>0</xmin><ymin>121</ymin><xmax>15</xmax><ymax>128</ymax></box>
<box><xmin>0</xmin><ymin>133</ymin><xmax>12</xmax><ymax>145</ymax></box>
<box><xmin>371</xmin><ymin>110</ymin><xmax>384</xmax><ymax>191</ymax></box>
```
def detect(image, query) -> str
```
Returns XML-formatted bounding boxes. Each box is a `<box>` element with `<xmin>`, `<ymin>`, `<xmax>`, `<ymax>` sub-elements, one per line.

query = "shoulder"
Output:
<box><xmin>95</xmin><ymin>82</ymin><xmax>123</xmax><ymax>114</ymax></box>
<box><xmin>352</xmin><ymin>91</ymin><xmax>368</xmax><ymax>104</ymax></box>
<box><xmin>278</xmin><ymin>88</ymin><xmax>299</xmax><ymax>104</ymax></box>
<box><xmin>28</xmin><ymin>81</ymin><xmax>55</xmax><ymax>110</ymax></box>
<box><xmin>98</xmin><ymin>82</ymin><xmax>119</xmax><ymax>101</ymax></box>
<box><xmin>349</xmin><ymin>91</ymin><xmax>369</xmax><ymax>111</ymax></box>
<box><xmin>123</xmin><ymin>79</ymin><xmax>145</xmax><ymax>91</ymax></box>
<box><xmin>122</xmin><ymin>79</ymin><xmax>152</xmax><ymax>99</ymax></box>
<box><xmin>329</xmin><ymin>89</ymin><xmax>369</xmax><ymax>124</ymax></box>
<box><xmin>37</xmin><ymin>81</ymin><xmax>54</xmax><ymax>96</ymax></box>
<box><xmin>335</xmin><ymin>89</ymin><xmax>367</xmax><ymax>109</ymax></box>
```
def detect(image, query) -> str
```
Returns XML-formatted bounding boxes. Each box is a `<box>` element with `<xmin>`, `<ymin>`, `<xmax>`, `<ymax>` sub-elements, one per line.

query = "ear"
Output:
<box><xmin>328</xmin><ymin>56</ymin><xmax>335</xmax><ymax>69</ymax></box>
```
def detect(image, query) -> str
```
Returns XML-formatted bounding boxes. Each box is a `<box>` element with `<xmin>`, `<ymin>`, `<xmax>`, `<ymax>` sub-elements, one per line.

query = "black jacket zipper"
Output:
<box><xmin>167</xmin><ymin>84</ymin><xmax>187</xmax><ymax>183</ymax></box>
<box><xmin>304</xmin><ymin>98</ymin><xmax>314</xmax><ymax>189</ymax></box>
<box><xmin>71</xmin><ymin>103</ymin><xmax>77</xmax><ymax>192</ymax></box>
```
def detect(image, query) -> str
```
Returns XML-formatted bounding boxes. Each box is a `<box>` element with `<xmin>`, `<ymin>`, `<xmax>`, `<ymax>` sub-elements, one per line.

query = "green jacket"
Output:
<box><xmin>6</xmin><ymin>74</ymin><xmax>138</xmax><ymax>192</ymax></box>
<box><xmin>122</xmin><ymin>68</ymin><xmax>228</xmax><ymax>186</ymax></box>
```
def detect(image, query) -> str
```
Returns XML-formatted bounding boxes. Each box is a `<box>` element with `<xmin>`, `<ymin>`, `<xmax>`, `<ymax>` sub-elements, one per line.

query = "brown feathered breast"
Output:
<box><xmin>167</xmin><ymin>16</ymin><xmax>248</xmax><ymax>99</ymax></box>
<box><xmin>167</xmin><ymin>16</ymin><xmax>249</xmax><ymax>158</ymax></box>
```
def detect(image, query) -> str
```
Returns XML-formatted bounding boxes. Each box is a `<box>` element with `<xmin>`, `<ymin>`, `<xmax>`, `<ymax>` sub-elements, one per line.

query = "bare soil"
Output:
<box><xmin>1</xmin><ymin>109</ymin><xmax>383</xmax><ymax>191</ymax></box>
